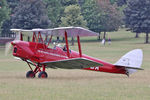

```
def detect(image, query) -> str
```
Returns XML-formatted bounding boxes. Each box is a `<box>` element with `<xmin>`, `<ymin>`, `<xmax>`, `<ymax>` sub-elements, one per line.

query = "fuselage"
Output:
<box><xmin>12</xmin><ymin>41</ymin><xmax>126</xmax><ymax>75</ymax></box>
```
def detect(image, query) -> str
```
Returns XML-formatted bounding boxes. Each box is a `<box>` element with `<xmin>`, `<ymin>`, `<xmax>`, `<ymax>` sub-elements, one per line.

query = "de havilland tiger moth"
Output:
<box><xmin>6</xmin><ymin>27</ymin><xmax>143</xmax><ymax>78</ymax></box>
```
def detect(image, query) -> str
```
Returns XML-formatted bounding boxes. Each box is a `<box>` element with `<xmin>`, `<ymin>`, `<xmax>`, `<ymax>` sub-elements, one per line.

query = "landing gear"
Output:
<box><xmin>38</xmin><ymin>71</ymin><xmax>48</xmax><ymax>78</ymax></box>
<box><xmin>26</xmin><ymin>71</ymin><xmax>35</xmax><ymax>78</ymax></box>
<box><xmin>25</xmin><ymin>60</ymin><xmax>48</xmax><ymax>78</ymax></box>
<box><xmin>126</xmin><ymin>71</ymin><xmax>130</xmax><ymax>77</ymax></box>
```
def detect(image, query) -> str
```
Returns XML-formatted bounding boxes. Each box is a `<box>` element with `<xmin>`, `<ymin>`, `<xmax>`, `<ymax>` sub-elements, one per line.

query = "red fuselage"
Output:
<box><xmin>12</xmin><ymin>41</ymin><xmax>126</xmax><ymax>75</ymax></box>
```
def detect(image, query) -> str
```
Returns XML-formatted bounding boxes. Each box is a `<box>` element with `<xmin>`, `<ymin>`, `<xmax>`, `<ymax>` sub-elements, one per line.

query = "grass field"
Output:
<box><xmin>0</xmin><ymin>29</ymin><xmax>150</xmax><ymax>100</ymax></box>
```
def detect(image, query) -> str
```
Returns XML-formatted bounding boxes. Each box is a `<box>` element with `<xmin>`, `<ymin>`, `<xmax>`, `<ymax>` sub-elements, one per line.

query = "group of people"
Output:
<box><xmin>101</xmin><ymin>38</ymin><xmax>111</xmax><ymax>45</ymax></box>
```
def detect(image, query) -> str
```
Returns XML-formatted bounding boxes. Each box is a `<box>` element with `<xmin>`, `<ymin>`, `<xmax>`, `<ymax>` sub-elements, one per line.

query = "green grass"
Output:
<box><xmin>0</xmin><ymin>29</ymin><xmax>150</xmax><ymax>100</ymax></box>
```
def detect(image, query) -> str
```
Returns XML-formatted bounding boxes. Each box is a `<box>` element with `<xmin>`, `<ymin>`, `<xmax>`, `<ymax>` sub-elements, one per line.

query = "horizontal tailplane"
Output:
<box><xmin>114</xmin><ymin>49</ymin><xmax>143</xmax><ymax>75</ymax></box>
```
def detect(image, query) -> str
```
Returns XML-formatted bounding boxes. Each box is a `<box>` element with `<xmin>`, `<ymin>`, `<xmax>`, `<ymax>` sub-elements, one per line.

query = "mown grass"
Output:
<box><xmin>0</xmin><ymin>29</ymin><xmax>150</xmax><ymax>100</ymax></box>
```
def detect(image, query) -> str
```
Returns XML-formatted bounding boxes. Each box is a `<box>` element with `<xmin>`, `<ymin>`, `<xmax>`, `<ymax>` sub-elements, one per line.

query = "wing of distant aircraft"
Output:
<box><xmin>41</xmin><ymin>58</ymin><xmax>103</xmax><ymax>69</ymax></box>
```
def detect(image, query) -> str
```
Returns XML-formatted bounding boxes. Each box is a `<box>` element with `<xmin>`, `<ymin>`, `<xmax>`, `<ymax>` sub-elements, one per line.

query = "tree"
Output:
<box><xmin>61</xmin><ymin>0</ymin><xmax>78</xmax><ymax>6</ymax></box>
<box><xmin>109</xmin><ymin>0</ymin><xmax>117</xmax><ymax>4</ymax></box>
<box><xmin>6</xmin><ymin>0</ymin><xmax>20</xmax><ymax>14</ymax></box>
<box><xmin>60</xmin><ymin>5</ymin><xmax>87</xmax><ymax>27</ymax></box>
<box><xmin>60</xmin><ymin>5</ymin><xmax>87</xmax><ymax>45</ymax></box>
<box><xmin>0</xmin><ymin>0</ymin><xmax>10</xmax><ymax>25</ymax></box>
<box><xmin>0</xmin><ymin>0</ymin><xmax>10</xmax><ymax>35</ymax></box>
<box><xmin>99</xmin><ymin>2</ymin><xmax>122</xmax><ymax>40</ymax></box>
<box><xmin>82</xmin><ymin>0</ymin><xmax>122</xmax><ymax>40</ymax></box>
<box><xmin>117</xmin><ymin>0</ymin><xmax>128</xmax><ymax>6</ymax></box>
<box><xmin>81</xmin><ymin>0</ymin><xmax>103</xmax><ymax>40</ymax></box>
<box><xmin>44</xmin><ymin>0</ymin><xmax>62</xmax><ymax>28</ymax></box>
<box><xmin>78</xmin><ymin>0</ymin><xmax>86</xmax><ymax>6</ymax></box>
<box><xmin>11</xmin><ymin>0</ymin><xmax>51</xmax><ymax>29</ymax></box>
<box><xmin>1</xmin><ymin>0</ymin><xmax>19</xmax><ymax>37</ymax></box>
<box><xmin>98</xmin><ymin>2</ymin><xmax>122</xmax><ymax>31</ymax></box>
<box><xmin>124</xmin><ymin>0</ymin><xmax>150</xmax><ymax>43</ymax></box>
<box><xmin>1</xmin><ymin>19</ymin><xmax>12</xmax><ymax>37</ymax></box>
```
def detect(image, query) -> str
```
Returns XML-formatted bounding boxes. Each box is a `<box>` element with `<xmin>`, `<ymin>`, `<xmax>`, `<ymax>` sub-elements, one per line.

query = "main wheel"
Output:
<box><xmin>38</xmin><ymin>71</ymin><xmax>48</xmax><ymax>78</ymax></box>
<box><xmin>26</xmin><ymin>71</ymin><xmax>35</xmax><ymax>78</ymax></box>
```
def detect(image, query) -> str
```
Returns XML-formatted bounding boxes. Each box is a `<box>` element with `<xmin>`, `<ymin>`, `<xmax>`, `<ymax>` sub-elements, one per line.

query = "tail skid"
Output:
<box><xmin>114</xmin><ymin>49</ymin><xmax>143</xmax><ymax>76</ymax></box>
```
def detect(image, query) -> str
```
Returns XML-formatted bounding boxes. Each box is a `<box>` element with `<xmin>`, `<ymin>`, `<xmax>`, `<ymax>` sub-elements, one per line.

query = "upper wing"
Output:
<box><xmin>41</xmin><ymin>58</ymin><xmax>103</xmax><ymax>69</ymax></box>
<box><xmin>11</xmin><ymin>27</ymin><xmax>99</xmax><ymax>37</ymax></box>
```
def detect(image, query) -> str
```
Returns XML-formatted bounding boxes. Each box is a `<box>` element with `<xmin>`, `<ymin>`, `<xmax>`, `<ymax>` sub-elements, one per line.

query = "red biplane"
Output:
<box><xmin>7</xmin><ymin>27</ymin><xmax>143</xmax><ymax>78</ymax></box>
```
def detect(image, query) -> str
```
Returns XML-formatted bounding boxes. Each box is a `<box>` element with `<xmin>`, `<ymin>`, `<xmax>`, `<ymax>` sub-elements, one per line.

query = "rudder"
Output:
<box><xmin>114</xmin><ymin>49</ymin><xmax>143</xmax><ymax>75</ymax></box>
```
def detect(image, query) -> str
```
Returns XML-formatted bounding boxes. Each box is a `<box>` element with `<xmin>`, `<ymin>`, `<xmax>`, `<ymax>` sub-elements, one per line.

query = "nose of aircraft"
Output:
<box><xmin>5</xmin><ymin>40</ymin><xmax>20</xmax><ymax>56</ymax></box>
<box><xmin>11</xmin><ymin>41</ymin><xmax>15</xmax><ymax>46</ymax></box>
<box><xmin>11</xmin><ymin>40</ymin><xmax>20</xmax><ymax>46</ymax></box>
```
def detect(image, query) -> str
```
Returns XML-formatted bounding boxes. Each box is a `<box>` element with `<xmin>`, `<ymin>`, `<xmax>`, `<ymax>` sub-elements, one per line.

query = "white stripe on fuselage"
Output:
<box><xmin>37</xmin><ymin>50</ymin><xmax>68</xmax><ymax>58</ymax></box>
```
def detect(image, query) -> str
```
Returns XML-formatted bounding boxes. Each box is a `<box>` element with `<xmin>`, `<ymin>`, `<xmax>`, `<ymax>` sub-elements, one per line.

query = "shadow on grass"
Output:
<box><xmin>47</xmin><ymin>74</ymin><xmax>127</xmax><ymax>80</ymax></box>
<box><xmin>0</xmin><ymin>74</ymin><xmax>127</xmax><ymax>80</ymax></box>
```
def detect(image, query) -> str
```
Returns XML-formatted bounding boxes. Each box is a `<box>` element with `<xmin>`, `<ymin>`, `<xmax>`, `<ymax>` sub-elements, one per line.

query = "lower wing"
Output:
<box><xmin>41</xmin><ymin>58</ymin><xmax>103</xmax><ymax>69</ymax></box>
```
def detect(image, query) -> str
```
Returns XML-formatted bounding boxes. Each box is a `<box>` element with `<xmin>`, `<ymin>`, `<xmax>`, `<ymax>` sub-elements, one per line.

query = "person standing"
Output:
<box><xmin>108</xmin><ymin>38</ymin><xmax>111</xmax><ymax>45</ymax></box>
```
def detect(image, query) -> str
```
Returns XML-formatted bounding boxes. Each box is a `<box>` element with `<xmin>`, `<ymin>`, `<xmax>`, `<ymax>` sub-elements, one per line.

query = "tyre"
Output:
<box><xmin>38</xmin><ymin>71</ymin><xmax>48</xmax><ymax>78</ymax></box>
<box><xmin>26</xmin><ymin>71</ymin><xmax>35</xmax><ymax>78</ymax></box>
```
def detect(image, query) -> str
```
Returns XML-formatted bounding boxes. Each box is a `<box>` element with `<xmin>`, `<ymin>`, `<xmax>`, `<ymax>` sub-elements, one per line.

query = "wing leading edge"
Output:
<box><xmin>41</xmin><ymin>58</ymin><xmax>103</xmax><ymax>69</ymax></box>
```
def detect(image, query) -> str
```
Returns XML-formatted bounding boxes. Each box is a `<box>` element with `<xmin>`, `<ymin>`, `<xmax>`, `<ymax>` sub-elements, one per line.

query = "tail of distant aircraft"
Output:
<box><xmin>114</xmin><ymin>49</ymin><xmax>143</xmax><ymax>76</ymax></box>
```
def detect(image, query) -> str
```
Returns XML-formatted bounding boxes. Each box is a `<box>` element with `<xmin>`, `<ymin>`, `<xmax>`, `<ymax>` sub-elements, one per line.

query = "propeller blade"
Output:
<box><xmin>14</xmin><ymin>57</ymin><xmax>21</xmax><ymax>60</ymax></box>
<box><xmin>5</xmin><ymin>42</ymin><xmax>12</xmax><ymax>56</ymax></box>
<box><xmin>5</xmin><ymin>33</ymin><xmax>20</xmax><ymax>56</ymax></box>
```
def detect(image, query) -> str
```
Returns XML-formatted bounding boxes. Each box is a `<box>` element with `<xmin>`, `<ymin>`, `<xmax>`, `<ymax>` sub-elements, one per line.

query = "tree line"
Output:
<box><xmin>0</xmin><ymin>0</ymin><xmax>150</xmax><ymax>43</ymax></box>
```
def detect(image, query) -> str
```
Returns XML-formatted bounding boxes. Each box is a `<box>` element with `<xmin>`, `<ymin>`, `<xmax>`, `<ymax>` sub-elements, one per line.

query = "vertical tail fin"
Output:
<box><xmin>114</xmin><ymin>49</ymin><xmax>143</xmax><ymax>75</ymax></box>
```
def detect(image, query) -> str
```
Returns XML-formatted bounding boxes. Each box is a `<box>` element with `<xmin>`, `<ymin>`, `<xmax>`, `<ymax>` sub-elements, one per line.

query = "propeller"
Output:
<box><xmin>5</xmin><ymin>34</ymin><xmax>20</xmax><ymax>56</ymax></box>
<box><xmin>5</xmin><ymin>42</ymin><xmax>12</xmax><ymax>56</ymax></box>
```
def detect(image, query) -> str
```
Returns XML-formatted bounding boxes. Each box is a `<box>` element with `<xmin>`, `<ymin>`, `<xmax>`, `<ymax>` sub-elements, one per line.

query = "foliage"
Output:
<box><xmin>78</xmin><ymin>0</ymin><xmax>86</xmax><ymax>6</ymax></box>
<box><xmin>109</xmin><ymin>0</ymin><xmax>117</xmax><ymax>4</ymax></box>
<box><xmin>61</xmin><ymin>0</ymin><xmax>78</xmax><ymax>6</ymax></box>
<box><xmin>0</xmin><ymin>0</ymin><xmax>10</xmax><ymax>33</ymax></box>
<box><xmin>11</xmin><ymin>0</ymin><xmax>51</xmax><ymax>29</ymax></box>
<box><xmin>98</xmin><ymin>2</ymin><xmax>122</xmax><ymax>32</ymax></box>
<box><xmin>82</xmin><ymin>0</ymin><xmax>122</xmax><ymax>33</ymax></box>
<box><xmin>60</xmin><ymin>5</ymin><xmax>87</xmax><ymax>27</ymax></box>
<box><xmin>1</xmin><ymin>19</ymin><xmax>12</xmax><ymax>37</ymax></box>
<box><xmin>0</xmin><ymin>0</ymin><xmax>19</xmax><ymax>37</ymax></box>
<box><xmin>6</xmin><ymin>0</ymin><xmax>20</xmax><ymax>14</ymax></box>
<box><xmin>117</xmin><ymin>0</ymin><xmax>128</xmax><ymax>6</ymax></box>
<box><xmin>81</xmin><ymin>0</ymin><xmax>103</xmax><ymax>33</ymax></box>
<box><xmin>44</xmin><ymin>0</ymin><xmax>62</xmax><ymax>28</ymax></box>
<box><xmin>124</xmin><ymin>0</ymin><xmax>150</xmax><ymax>43</ymax></box>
